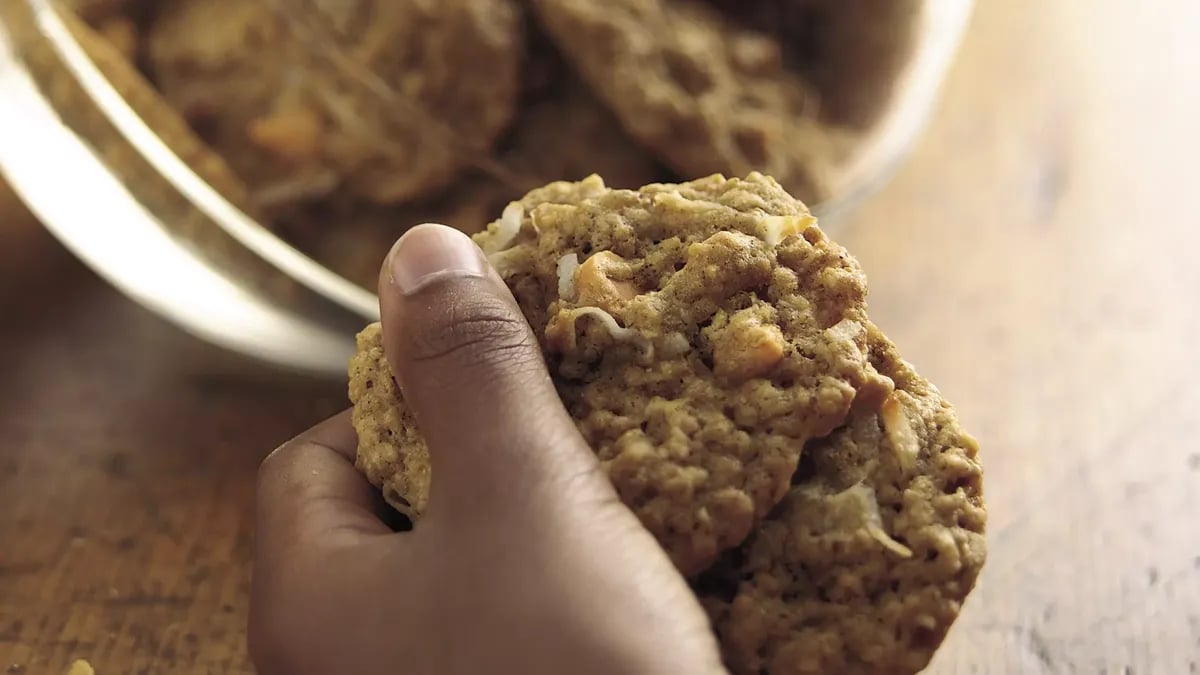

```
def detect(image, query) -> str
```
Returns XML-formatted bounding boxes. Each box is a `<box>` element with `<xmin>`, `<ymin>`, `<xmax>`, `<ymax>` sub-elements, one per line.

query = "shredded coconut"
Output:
<box><xmin>881</xmin><ymin>393</ymin><xmax>921</xmax><ymax>473</ymax></box>
<box><xmin>547</xmin><ymin>306</ymin><xmax>653</xmax><ymax>362</ymax></box>
<box><xmin>825</xmin><ymin>317</ymin><xmax>864</xmax><ymax>343</ymax></box>
<box><xmin>564</xmin><ymin>306</ymin><xmax>639</xmax><ymax>343</ymax></box>
<box><xmin>659</xmin><ymin>332</ymin><xmax>691</xmax><ymax>359</ymax></box>
<box><xmin>866</xmin><ymin>523</ymin><xmax>914</xmax><ymax>558</ymax></box>
<box><xmin>481</xmin><ymin>201</ymin><xmax>524</xmax><ymax>253</ymax></box>
<box><xmin>487</xmin><ymin>247</ymin><xmax>526</xmax><ymax>278</ymax></box>
<box><xmin>838</xmin><ymin>483</ymin><xmax>914</xmax><ymax>558</ymax></box>
<box><xmin>253</xmin><ymin>170</ymin><xmax>340</xmax><ymax>208</ymax></box>
<box><xmin>557</xmin><ymin>253</ymin><xmax>580</xmax><ymax>299</ymax></box>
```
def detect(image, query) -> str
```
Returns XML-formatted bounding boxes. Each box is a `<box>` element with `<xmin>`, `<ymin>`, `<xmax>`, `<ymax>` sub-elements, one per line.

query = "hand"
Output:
<box><xmin>249</xmin><ymin>224</ymin><xmax>726</xmax><ymax>675</ymax></box>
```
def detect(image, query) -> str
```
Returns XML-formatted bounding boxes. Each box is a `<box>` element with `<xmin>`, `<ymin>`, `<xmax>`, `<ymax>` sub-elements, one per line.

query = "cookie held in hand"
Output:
<box><xmin>349</xmin><ymin>174</ymin><xmax>986</xmax><ymax>673</ymax></box>
<box><xmin>696</xmin><ymin>323</ymin><xmax>986</xmax><ymax>675</ymax></box>
<box><xmin>351</xmin><ymin>173</ymin><xmax>896</xmax><ymax>576</ymax></box>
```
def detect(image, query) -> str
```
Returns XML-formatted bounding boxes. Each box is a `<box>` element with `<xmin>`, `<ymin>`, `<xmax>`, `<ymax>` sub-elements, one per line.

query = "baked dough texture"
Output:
<box><xmin>353</xmin><ymin>173</ymin><xmax>897</xmax><ymax>576</ymax></box>
<box><xmin>349</xmin><ymin>173</ymin><xmax>985</xmax><ymax>672</ymax></box>
<box><xmin>695</xmin><ymin>322</ymin><xmax>986</xmax><ymax>675</ymax></box>
<box><xmin>146</xmin><ymin>0</ymin><xmax>522</xmax><ymax>208</ymax></box>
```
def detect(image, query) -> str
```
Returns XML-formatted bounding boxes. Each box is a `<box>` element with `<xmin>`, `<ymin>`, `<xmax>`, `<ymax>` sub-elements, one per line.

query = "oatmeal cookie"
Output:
<box><xmin>702</xmin><ymin>0</ymin><xmax>925</xmax><ymax>130</ymax></box>
<box><xmin>351</xmin><ymin>173</ymin><xmax>894</xmax><ymax>575</ymax></box>
<box><xmin>275</xmin><ymin>177</ymin><xmax>504</xmax><ymax>291</ymax></box>
<box><xmin>280</xmin><ymin>79</ymin><xmax>660</xmax><ymax>293</ymax></box>
<box><xmin>495</xmin><ymin>27</ymin><xmax>665</xmax><ymax>193</ymax></box>
<box><xmin>290</xmin><ymin>34</ymin><xmax>663</xmax><ymax>293</ymax></box>
<box><xmin>349</xmin><ymin>322</ymin><xmax>428</xmax><ymax>520</ymax></box>
<box><xmin>145</xmin><ymin>0</ymin><xmax>522</xmax><ymax>210</ymax></box>
<box><xmin>500</xmin><ymin>81</ymin><xmax>665</xmax><ymax>193</ymax></box>
<box><xmin>278</xmin><ymin>80</ymin><xmax>659</xmax><ymax>293</ymax></box>
<box><xmin>695</xmin><ymin>323</ymin><xmax>987</xmax><ymax>675</ymax></box>
<box><xmin>528</xmin><ymin>0</ymin><xmax>859</xmax><ymax>204</ymax></box>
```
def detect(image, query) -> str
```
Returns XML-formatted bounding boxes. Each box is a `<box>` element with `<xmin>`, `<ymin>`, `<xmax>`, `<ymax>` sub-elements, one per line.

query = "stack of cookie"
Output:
<box><xmin>61</xmin><ymin>0</ymin><xmax>924</xmax><ymax>291</ymax></box>
<box><xmin>349</xmin><ymin>174</ymin><xmax>987</xmax><ymax>675</ymax></box>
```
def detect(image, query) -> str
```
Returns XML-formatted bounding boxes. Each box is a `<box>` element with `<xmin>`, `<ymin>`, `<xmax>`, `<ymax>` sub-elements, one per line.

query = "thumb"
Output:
<box><xmin>377</xmin><ymin>224</ymin><xmax>614</xmax><ymax>522</ymax></box>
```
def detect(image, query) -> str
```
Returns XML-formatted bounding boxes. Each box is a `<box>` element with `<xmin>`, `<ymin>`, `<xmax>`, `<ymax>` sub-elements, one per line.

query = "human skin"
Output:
<box><xmin>248</xmin><ymin>223</ymin><xmax>728</xmax><ymax>675</ymax></box>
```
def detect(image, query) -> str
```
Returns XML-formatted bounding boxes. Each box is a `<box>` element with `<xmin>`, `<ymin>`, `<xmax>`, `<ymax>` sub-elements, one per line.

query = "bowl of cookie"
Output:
<box><xmin>1</xmin><ymin>3</ymin><xmax>988</xmax><ymax>672</ymax></box>
<box><xmin>0</xmin><ymin>0</ymin><xmax>973</xmax><ymax>375</ymax></box>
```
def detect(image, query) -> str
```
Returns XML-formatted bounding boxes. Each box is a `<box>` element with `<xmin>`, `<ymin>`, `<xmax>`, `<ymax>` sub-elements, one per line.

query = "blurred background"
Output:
<box><xmin>2</xmin><ymin>0</ymin><xmax>1198</xmax><ymax>673</ymax></box>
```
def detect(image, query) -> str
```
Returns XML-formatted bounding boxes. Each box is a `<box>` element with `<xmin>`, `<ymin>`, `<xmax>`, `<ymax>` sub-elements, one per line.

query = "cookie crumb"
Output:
<box><xmin>65</xmin><ymin>660</ymin><xmax>94</xmax><ymax>675</ymax></box>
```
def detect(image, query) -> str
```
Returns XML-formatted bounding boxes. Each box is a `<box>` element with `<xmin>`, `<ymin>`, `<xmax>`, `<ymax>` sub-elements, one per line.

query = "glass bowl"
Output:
<box><xmin>0</xmin><ymin>0</ymin><xmax>974</xmax><ymax>377</ymax></box>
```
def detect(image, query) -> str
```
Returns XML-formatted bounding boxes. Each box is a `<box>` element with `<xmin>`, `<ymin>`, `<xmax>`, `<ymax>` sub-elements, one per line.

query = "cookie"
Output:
<box><xmin>145</xmin><ymin>0</ymin><xmax>522</xmax><ymax>210</ymax></box>
<box><xmin>695</xmin><ymin>323</ymin><xmax>987</xmax><ymax>675</ymax></box>
<box><xmin>349</xmin><ymin>322</ymin><xmax>429</xmax><ymax>520</ymax></box>
<box><xmin>0</xmin><ymin>2</ymin><xmax>331</xmax><ymax>308</ymax></box>
<box><xmin>288</xmin><ymin>26</ymin><xmax>665</xmax><ymax>293</ymax></box>
<box><xmin>350</xmin><ymin>173</ymin><xmax>895</xmax><ymax>576</ymax></box>
<box><xmin>495</xmin><ymin>25</ymin><xmax>666</xmax><ymax>193</ymax></box>
<box><xmin>275</xmin><ymin>177</ymin><xmax>504</xmax><ymax>291</ymax></box>
<box><xmin>775</xmin><ymin>0</ymin><xmax>925</xmax><ymax>130</ymax></box>
<box><xmin>528</xmin><ymin>0</ymin><xmax>859</xmax><ymax>204</ymax></box>
<box><xmin>278</xmin><ymin>82</ymin><xmax>659</xmax><ymax>293</ymax></box>
<box><xmin>280</xmin><ymin>81</ymin><xmax>661</xmax><ymax>293</ymax></box>
<box><xmin>698</xmin><ymin>0</ymin><xmax>924</xmax><ymax>128</ymax></box>
<box><xmin>500</xmin><ymin>80</ymin><xmax>666</xmax><ymax>193</ymax></box>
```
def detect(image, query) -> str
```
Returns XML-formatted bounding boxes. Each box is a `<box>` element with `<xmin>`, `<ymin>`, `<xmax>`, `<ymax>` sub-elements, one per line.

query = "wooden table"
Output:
<box><xmin>3</xmin><ymin>0</ymin><xmax>1199</xmax><ymax>672</ymax></box>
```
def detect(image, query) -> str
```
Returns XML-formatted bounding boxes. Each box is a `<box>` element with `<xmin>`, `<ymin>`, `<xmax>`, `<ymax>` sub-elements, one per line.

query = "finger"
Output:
<box><xmin>377</xmin><ymin>224</ymin><xmax>613</xmax><ymax>520</ymax></box>
<box><xmin>255</xmin><ymin>409</ymin><xmax>392</xmax><ymax>569</ymax></box>
<box><xmin>252</xmin><ymin>413</ymin><xmax>420</xmax><ymax>675</ymax></box>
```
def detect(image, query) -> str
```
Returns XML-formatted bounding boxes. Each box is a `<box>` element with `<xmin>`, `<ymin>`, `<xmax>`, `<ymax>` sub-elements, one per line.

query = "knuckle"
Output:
<box><xmin>405</xmin><ymin>293</ymin><xmax>538</xmax><ymax>371</ymax></box>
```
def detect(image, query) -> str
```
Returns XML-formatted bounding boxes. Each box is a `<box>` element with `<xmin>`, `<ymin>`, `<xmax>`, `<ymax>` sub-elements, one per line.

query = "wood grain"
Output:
<box><xmin>2</xmin><ymin>0</ymin><xmax>1199</xmax><ymax>672</ymax></box>
<box><xmin>837</xmin><ymin>1</ymin><xmax>1200</xmax><ymax>673</ymax></box>
<box><xmin>0</xmin><ymin>228</ymin><xmax>348</xmax><ymax>675</ymax></box>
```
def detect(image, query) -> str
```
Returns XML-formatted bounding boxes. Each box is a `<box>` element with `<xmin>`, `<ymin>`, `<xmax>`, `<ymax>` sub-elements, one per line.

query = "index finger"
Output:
<box><xmin>255</xmin><ymin>409</ymin><xmax>392</xmax><ymax>568</ymax></box>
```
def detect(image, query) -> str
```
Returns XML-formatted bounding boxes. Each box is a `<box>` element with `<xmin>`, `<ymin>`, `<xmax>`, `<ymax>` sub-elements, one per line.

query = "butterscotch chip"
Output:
<box><xmin>350</xmin><ymin>173</ymin><xmax>893</xmax><ymax>576</ymax></box>
<box><xmin>695</xmin><ymin>324</ymin><xmax>987</xmax><ymax>675</ymax></box>
<box><xmin>145</xmin><ymin>0</ymin><xmax>522</xmax><ymax>210</ymax></box>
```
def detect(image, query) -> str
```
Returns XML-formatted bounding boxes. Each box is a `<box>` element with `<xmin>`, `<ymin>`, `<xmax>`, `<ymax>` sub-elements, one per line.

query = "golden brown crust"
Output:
<box><xmin>695</xmin><ymin>324</ymin><xmax>987</xmax><ymax>675</ymax></box>
<box><xmin>349</xmin><ymin>175</ymin><xmax>986</xmax><ymax>670</ymax></box>
<box><xmin>352</xmin><ymin>174</ymin><xmax>892</xmax><ymax>575</ymax></box>
<box><xmin>348</xmin><ymin>323</ymin><xmax>430</xmax><ymax>519</ymax></box>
